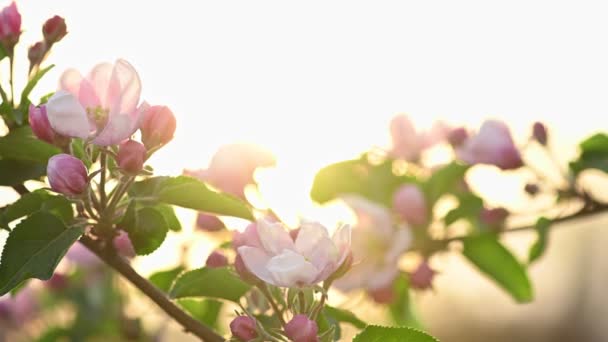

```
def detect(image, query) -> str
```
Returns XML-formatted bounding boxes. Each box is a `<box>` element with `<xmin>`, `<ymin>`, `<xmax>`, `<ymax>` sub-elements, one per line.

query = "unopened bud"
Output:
<box><xmin>230</xmin><ymin>316</ymin><xmax>258</xmax><ymax>341</ymax></box>
<box><xmin>117</xmin><ymin>140</ymin><xmax>146</xmax><ymax>174</ymax></box>
<box><xmin>27</xmin><ymin>41</ymin><xmax>46</xmax><ymax>68</ymax></box>
<box><xmin>498</xmin><ymin>145</ymin><xmax>524</xmax><ymax>170</ymax></box>
<box><xmin>410</xmin><ymin>261</ymin><xmax>435</xmax><ymax>290</ymax></box>
<box><xmin>140</xmin><ymin>105</ymin><xmax>176</xmax><ymax>149</ymax></box>
<box><xmin>367</xmin><ymin>284</ymin><xmax>395</xmax><ymax>304</ymax></box>
<box><xmin>284</xmin><ymin>314</ymin><xmax>319</xmax><ymax>342</ymax></box>
<box><xmin>29</xmin><ymin>104</ymin><xmax>67</xmax><ymax>146</ymax></box>
<box><xmin>0</xmin><ymin>2</ymin><xmax>21</xmax><ymax>53</ymax></box>
<box><xmin>480</xmin><ymin>207</ymin><xmax>509</xmax><ymax>228</ymax></box>
<box><xmin>196</xmin><ymin>213</ymin><xmax>225</xmax><ymax>232</ymax></box>
<box><xmin>113</xmin><ymin>231</ymin><xmax>136</xmax><ymax>258</ymax></box>
<box><xmin>47</xmin><ymin>154</ymin><xmax>88</xmax><ymax>196</ymax></box>
<box><xmin>524</xmin><ymin>183</ymin><xmax>539</xmax><ymax>196</ymax></box>
<box><xmin>447</xmin><ymin>127</ymin><xmax>468</xmax><ymax>147</ymax></box>
<box><xmin>393</xmin><ymin>184</ymin><xmax>428</xmax><ymax>226</ymax></box>
<box><xmin>532</xmin><ymin>122</ymin><xmax>548</xmax><ymax>146</ymax></box>
<box><xmin>42</xmin><ymin>15</ymin><xmax>67</xmax><ymax>45</ymax></box>
<box><xmin>206</xmin><ymin>250</ymin><xmax>228</xmax><ymax>268</ymax></box>
<box><xmin>45</xmin><ymin>273</ymin><xmax>69</xmax><ymax>292</ymax></box>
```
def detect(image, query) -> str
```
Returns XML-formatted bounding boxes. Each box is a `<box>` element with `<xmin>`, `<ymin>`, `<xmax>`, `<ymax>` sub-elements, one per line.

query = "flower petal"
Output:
<box><xmin>59</xmin><ymin>68</ymin><xmax>84</xmax><ymax>95</ymax></box>
<box><xmin>46</xmin><ymin>91</ymin><xmax>90</xmax><ymax>139</ymax></box>
<box><xmin>295</xmin><ymin>221</ymin><xmax>330</xmax><ymax>259</ymax></box>
<box><xmin>266</xmin><ymin>249</ymin><xmax>318</xmax><ymax>287</ymax></box>
<box><xmin>110</xmin><ymin>59</ymin><xmax>141</xmax><ymax>115</ymax></box>
<box><xmin>92</xmin><ymin>112</ymin><xmax>137</xmax><ymax>146</ymax></box>
<box><xmin>331</xmin><ymin>223</ymin><xmax>351</xmax><ymax>265</ymax></box>
<box><xmin>256</xmin><ymin>219</ymin><xmax>294</xmax><ymax>255</ymax></box>
<box><xmin>237</xmin><ymin>246</ymin><xmax>274</xmax><ymax>285</ymax></box>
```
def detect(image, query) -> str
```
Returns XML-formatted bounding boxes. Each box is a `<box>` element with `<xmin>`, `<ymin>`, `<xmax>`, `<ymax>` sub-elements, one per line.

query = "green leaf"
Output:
<box><xmin>0</xmin><ymin>126</ymin><xmax>60</xmax><ymax>163</ymax></box>
<box><xmin>121</xmin><ymin>206</ymin><xmax>168</xmax><ymax>255</ymax></box>
<box><xmin>0</xmin><ymin>212</ymin><xmax>84</xmax><ymax>295</ymax></box>
<box><xmin>311</xmin><ymin>157</ymin><xmax>416</xmax><ymax>206</ymax></box>
<box><xmin>0</xmin><ymin>189</ymin><xmax>73</xmax><ymax>229</ymax></box>
<box><xmin>570</xmin><ymin>133</ymin><xmax>608</xmax><ymax>175</ymax></box>
<box><xmin>443</xmin><ymin>193</ymin><xmax>483</xmax><ymax>226</ymax></box>
<box><xmin>149</xmin><ymin>266</ymin><xmax>184</xmax><ymax>292</ymax></box>
<box><xmin>424</xmin><ymin>162</ymin><xmax>469</xmax><ymax>205</ymax></box>
<box><xmin>353</xmin><ymin>325</ymin><xmax>439</xmax><ymax>342</ymax></box>
<box><xmin>0</xmin><ymin>159</ymin><xmax>46</xmax><ymax>186</ymax></box>
<box><xmin>130</xmin><ymin>176</ymin><xmax>253</xmax><ymax>220</ymax></box>
<box><xmin>389</xmin><ymin>274</ymin><xmax>420</xmax><ymax>327</ymax></box>
<box><xmin>19</xmin><ymin>65</ymin><xmax>55</xmax><ymax>113</ymax></box>
<box><xmin>324</xmin><ymin>306</ymin><xmax>367</xmax><ymax>329</ymax></box>
<box><xmin>169</xmin><ymin>267</ymin><xmax>251</xmax><ymax>302</ymax></box>
<box><xmin>154</xmin><ymin>204</ymin><xmax>182</xmax><ymax>232</ymax></box>
<box><xmin>177</xmin><ymin>299</ymin><xmax>223</xmax><ymax>329</ymax></box>
<box><xmin>528</xmin><ymin>217</ymin><xmax>551</xmax><ymax>264</ymax></box>
<box><xmin>463</xmin><ymin>234</ymin><xmax>533</xmax><ymax>302</ymax></box>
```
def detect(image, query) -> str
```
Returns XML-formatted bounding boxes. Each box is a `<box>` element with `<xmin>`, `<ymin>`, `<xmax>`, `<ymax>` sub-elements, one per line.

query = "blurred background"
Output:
<box><xmin>2</xmin><ymin>1</ymin><xmax>608</xmax><ymax>341</ymax></box>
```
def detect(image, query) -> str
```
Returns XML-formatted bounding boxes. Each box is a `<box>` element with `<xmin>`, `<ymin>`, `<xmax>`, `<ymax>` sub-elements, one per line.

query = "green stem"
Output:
<box><xmin>259</xmin><ymin>284</ymin><xmax>285</xmax><ymax>325</ymax></box>
<box><xmin>9</xmin><ymin>56</ymin><xmax>15</xmax><ymax>107</ymax></box>
<box><xmin>99</xmin><ymin>152</ymin><xmax>107</xmax><ymax>209</ymax></box>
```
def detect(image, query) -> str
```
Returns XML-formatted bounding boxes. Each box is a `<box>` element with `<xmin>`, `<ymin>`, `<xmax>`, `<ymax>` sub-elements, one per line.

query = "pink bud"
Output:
<box><xmin>28</xmin><ymin>41</ymin><xmax>47</xmax><ymax>68</ymax></box>
<box><xmin>367</xmin><ymin>284</ymin><xmax>395</xmax><ymax>304</ymax></box>
<box><xmin>45</xmin><ymin>273</ymin><xmax>69</xmax><ymax>292</ymax></box>
<box><xmin>284</xmin><ymin>314</ymin><xmax>319</xmax><ymax>342</ymax></box>
<box><xmin>29</xmin><ymin>104</ymin><xmax>64</xmax><ymax>145</ymax></box>
<box><xmin>524</xmin><ymin>183</ymin><xmax>539</xmax><ymax>196</ymax></box>
<box><xmin>0</xmin><ymin>2</ymin><xmax>21</xmax><ymax>51</ymax></box>
<box><xmin>532</xmin><ymin>122</ymin><xmax>548</xmax><ymax>145</ymax></box>
<box><xmin>230</xmin><ymin>316</ymin><xmax>258</xmax><ymax>341</ymax></box>
<box><xmin>196</xmin><ymin>213</ymin><xmax>225</xmax><ymax>232</ymax></box>
<box><xmin>234</xmin><ymin>254</ymin><xmax>260</xmax><ymax>285</ymax></box>
<box><xmin>456</xmin><ymin>120</ymin><xmax>523</xmax><ymax>170</ymax></box>
<box><xmin>47</xmin><ymin>154</ymin><xmax>88</xmax><ymax>196</ymax></box>
<box><xmin>410</xmin><ymin>261</ymin><xmax>435</xmax><ymax>290</ymax></box>
<box><xmin>480</xmin><ymin>207</ymin><xmax>509</xmax><ymax>227</ymax></box>
<box><xmin>117</xmin><ymin>140</ymin><xmax>146</xmax><ymax>174</ymax></box>
<box><xmin>113</xmin><ymin>231</ymin><xmax>136</xmax><ymax>258</ymax></box>
<box><xmin>206</xmin><ymin>250</ymin><xmax>228</xmax><ymax>268</ymax></box>
<box><xmin>393</xmin><ymin>184</ymin><xmax>428</xmax><ymax>226</ymax></box>
<box><xmin>140</xmin><ymin>105</ymin><xmax>176</xmax><ymax>148</ymax></box>
<box><xmin>447</xmin><ymin>127</ymin><xmax>468</xmax><ymax>147</ymax></box>
<box><xmin>42</xmin><ymin>15</ymin><xmax>67</xmax><ymax>45</ymax></box>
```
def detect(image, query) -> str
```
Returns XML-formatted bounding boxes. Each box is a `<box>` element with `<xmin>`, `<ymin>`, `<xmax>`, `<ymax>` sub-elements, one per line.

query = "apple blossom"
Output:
<box><xmin>393</xmin><ymin>184</ymin><xmax>428</xmax><ymax>226</ymax></box>
<box><xmin>456</xmin><ymin>120</ymin><xmax>523</xmax><ymax>170</ymax></box>
<box><xmin>47</xmin><ymin>154</ymin><xmax>88</xmax><ymax>196</ymax></box>
<box><xmin>334</xmin><ymin>196</ymin><xmax>411</xmax><ymax>292</ymax></box>
<box><xmin>389</xmin><ymin>114</ymin><xmax>450</xmax><ymax>162</ymax></box>
<box><xmin>29</xmin><ymin>104</ymin><xmax>67</xmax><ymax>146</ymax></box>
<box><xmin>237</xmin><ymin>219</ymin><xmax>350</xmax><ymax>288</ymax></box>
<box><xmin>284</xmin><ymin>314</ymin><xmax>319</xmax><ymax>342</ymax></box>
<box><xmin>42</xmin><ymin>15</ymin><xmax>67</xmax><ymax>45</ymax></box>
<box><xmin>139</xmin><ymin>105</ymin><xmax>176</xmax><ymax>148</ymax></box>
<box><xmin>45</xmin><ymin>59</ymin><xmax>144</xmax><ymax>146</ymax></box>
<box><xmin>230</xmin><ymin>316</ymin><xmax>258</xmax><ymax>341</ymax></box>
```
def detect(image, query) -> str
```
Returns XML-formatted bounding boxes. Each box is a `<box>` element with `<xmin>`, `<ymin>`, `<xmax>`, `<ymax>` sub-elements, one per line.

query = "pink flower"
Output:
<box><xmin>237</xmin><ymin>219</ymin><xmax>350</xmax><ymax>287</ymax></box>
<box><xmin>0</xmin><ymin>2</ymin><xmax>21</xmax><ymax>51</ymax></box>
<box><xmin>393</xmin><ymin>184</ymin><xmax>428</xmax><ymax>226</ymax></box>
<box><xmin>456</xmin><ymin>120</ymin><xmax>523</xmax><ymax>170</ymax></box>
<box><xmin>45</xmin><ymin>59</ymin><xmax>144</xmax><ymax>146</ymax></box>
<box><xmin>184</xmin><ymin>143</ymin><xmax>275</xmax><ymax>199</ymax></box>
<box><xmin>196</xmin><ymin>213</ymin><xmax>225</xmax><ymax>232</ymax></box>
<box><xmin>284</xmin><ymin>314</ymin><xmax>319</xmax><ymax>342</ymax></box>
<box><xmin>389</xmin><ymin>115</ymin><xmax>450</xmax><ymax>162</ymax></box>
<box><xmin>47</xmin><ymin>154</ymin><xmax>88</xmax><ymax>196</ymax></box>
<box><xmin>334</xmin><ymin>196</ymin><xmax>411</xmax><ymax>292</ymax></box>
<box><xmin>117</xmin><ymin>140</ymin><xmax>146</xmax><ymax>174</ymax></box>
<box><xmin>205</xmin><ymin>250</ymin><xmax>228</xmax><ymax>268</ymax></box>
<box><xmin>29</xmin><ymin>104</ymin><xmax>66</xmax><ymax>145</ymax></box>
<box><xmin>42</xmin><ymin>15</ymin><xmax>67</xmax><ymax>45</ymax></box>
<box><xmin>139</xmin><ymin>105</ymin><xmax>176</xmax><ymax>148</ymax></box>
<box><xmin>230</xmin><ymin>316</ymin><xmax>258</xmax><ymax>341</ymax></box>
<box><xmin>113</xmin><ymin>231</ymin><xmax>136</xmax><ymax>258</ymax></box>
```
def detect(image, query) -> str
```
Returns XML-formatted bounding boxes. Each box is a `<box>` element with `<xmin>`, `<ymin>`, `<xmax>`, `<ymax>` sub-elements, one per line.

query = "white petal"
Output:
<box><xmin>331</xmin><ymin>223</ymin><xmax>351</xmax><ymax>265</ymax></box>
<box><xmin>257</xmin><ymin>219</ymin><xmax>294</xmax><ymax>255</ymax></box>
<box><xmin>237</xmin><ymin>246</ymin><xmax>274</xmax><ymax>285</ymax></box>
<box><xmin>295</xmin><ymin>221</ymin><xmax>330</xmax><ymax>258</ymax></box>
<box><xmin>266</xmin><ymin>250</ymin><xmax>318</xmax><ymax>287</ymax></box>
<box><xmin>46</xmin><ymin>91</ymin><xmax>90</xmax><ymax>139</ymax></box>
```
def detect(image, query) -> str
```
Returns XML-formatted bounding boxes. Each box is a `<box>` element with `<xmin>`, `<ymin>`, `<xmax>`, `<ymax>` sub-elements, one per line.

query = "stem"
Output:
<box><xmin>259</xmin><ymin>284</ymin><xmax>285</xmax><ymax>325</ymax></box>
<box><xmin>79</xmin><ymin>236</ymin><xmax>224</xmax><ymax>342</ymax></box>
<box><xmin>106</xmin><ymin>176</ymin><xmax>134</xmax><ymax>215</ymax></box>
<box><xmin>298</xmin><ymin>291</ymin><xmax>306</xmax><ymax>314</ymax></box>
<box><xmin>12</xmin><ymin>184</ymin><xmax>29</xmax><ymax>195</ymax></box>
<box><xmin>99</xmin><ymin>153</ymin><xmax>107</xmax><ymax>209</ymax></box>
<box><xmin>9</xmin><ymin>56</ymin><xmax>15</xmax><ymax>107</ymax></box>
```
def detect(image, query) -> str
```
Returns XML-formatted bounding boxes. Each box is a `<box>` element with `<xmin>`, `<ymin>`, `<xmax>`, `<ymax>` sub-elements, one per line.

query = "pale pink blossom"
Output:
<box><xmin>184</xmin><ymin>143</ymin><xmax>275</xmax><ymax>199</ymax></box>
<box><xmin>284</xmin><ymin>314</ymin><xmax>319</xmax><ymax>342</ymax></box>
<box><xmin>393</xmin><ymin>184</ymin><xmax>428</xmax><ymax>226</ymax></box>
<box><xmin>45</xmin><ymin>59</ymin><xmax>144</xmax><ymax>146</ymax></box>
<box><xmin>456</xmin><ymin>120</ymin><xmax>523</xmax><ymax>170</ymax></box>
<box><xmin>237</xmin><ymin>219</ymin><xmax>350</xmax><ymax>287</ymax></box>
<box><xmin>389</xmin><ymin>114</ymin><xmax>450</xmax><ymax>162</ymax></box>
<box><xmin>334</xmin><ymin>196</ymin><xmax>412</xmax><ymax>292</ymax></box>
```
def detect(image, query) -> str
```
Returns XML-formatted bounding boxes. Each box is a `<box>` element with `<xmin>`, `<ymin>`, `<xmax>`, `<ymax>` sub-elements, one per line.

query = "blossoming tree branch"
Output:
<box><xmin>1</xmin><ymin>2</ymin><xmax>607</xmax><ymax>341</ymax></box>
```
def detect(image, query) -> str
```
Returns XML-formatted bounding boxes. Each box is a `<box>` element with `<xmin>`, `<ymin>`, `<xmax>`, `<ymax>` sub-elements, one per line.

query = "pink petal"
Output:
<box><xmin>256</xmin><ymin>219</ymin><xmax>294</xmax><ymax>255</ymax></box>
<box><xmin>85</xmin><ymin>62</ymin><xmax>113</xmax><ymax>108</ymax></box>
<box><xmin>294</xmin><ymin>221</ymin><xmax>330</xmax><ymax>259</ymax></box>
<box><xmin>92</xmin><ymin>112</ymin><xmax>137</xmax><ymax>146</ymax></box>
<box><xmin>237</xmin><ymin>246</ymin><xmax>274</xmax><ymax>284</ymax></box>
<box><xmin>110</xmin><ymin>59</ymin><xmax>141</xmax><ymax>115</ymax></box>
<box><xmin>266</xmin><ymin>250</ymin><xmax>318</xmax><ymax>287</ymax></box>
<box><xmin>46</xmin><ymin>91</ymin><xmax>90</xmax><ymax>139</ymax></box>
<box><xmin>331</xmin><ymin>223</ymin><xmax>351</xmax><ymax>265</ymax></box>
<box><xmin>59</xmin><ymin>68</ymin><xmax>84</xmax><ymax>95</ymax></box>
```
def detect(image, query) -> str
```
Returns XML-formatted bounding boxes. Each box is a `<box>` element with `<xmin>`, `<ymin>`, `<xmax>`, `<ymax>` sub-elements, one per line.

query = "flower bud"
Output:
<box><xmin>230</xmin><ymin>316</ymin><xmax>258</xmax><ymax>341</ymax></box>
<box><xmin>234</xmin><ymin>254</ymin><xmax>261</xmax><ymax>285</ymax></box>
<box><xmin>196</xmin><ymin>213</ymin><xmax>225</xmax><ymax>232</ymax></box>
<box><xmin>29</xmin><ymin>104</ymin><xmax>67</xmax><ymax>146</ymax></box>
<box><xmin>393</xmin><ymin>184</ymin><xmax>428</xmax><ymax>226</ymax></box>
<box><xmin>47</xmin><ymin>154</ymin><xmax>88</xmax><ymax>196</ymax></box>
<box><xmin>113</xmin><ymin>231</ymin><xmax>136</xmax><ymax>258</ymax></box>
<box><xmin>117</xmin><ymin>140</ymin><xmax>146</xmax><ymax>174</ymax></box>
<box><xmin>480</xmin><ymin>207</ymin><xmax>509</xmax><ymax>228</ymax></box>
<box><xmin>532</xmin><ymin>122</ymin><xmax>548</xmax><ymax>145</ymax></box>
<box><xmin>42</xmin><ymin>15</ymin><xmax>67</xmax><ymax>45</ymax></box>
<box><xmin>45</xmin><ymin>273</ymin><xmax>69</xmax><ymax>292</ymax></box>
<box><xmin>140</xmin><ymin>105</ymin><xmax>176</xmax><ymax>148</ymax></box>
<box><xmin>367</xmin><ymin>284</ymin><xmax>395</xmax><ymax>304</ymax></box>
<box><xmin>447</xmin><ymin>127</ymin><xmax>468</xmax><ymax>147</ymax></box>
<box><xmin>410</xmin><ymin>261</ymin><xmax>435</xmax><ymax>290</ymax></box>
<box><xmin>0</xmin><ymin>2</ymin><xmax>21</xmax><ymax>52</ymax></box>
<box><xmin>524</xmin><ymin>183</ymin><xmax>539</xmax><ymax>196</ymax></box>
<box><xmin>284</xmin><ymin>314</ymin><xmax>319</xmax><ymax>342</ymax></box>
<box><xmin>28</xmin><ymin>41</ymin><xmax>46</xmax><ymax>68</ymax></box>
<box><xmin>206</xmin><ymin>250</ymin><xmax>228</xmax><ymax>268</ymax></box>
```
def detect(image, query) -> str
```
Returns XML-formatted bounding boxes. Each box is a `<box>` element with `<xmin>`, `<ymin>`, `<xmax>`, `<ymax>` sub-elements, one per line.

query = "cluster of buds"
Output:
<box><xmin>27</xmin><ymin>15</ymin><xmax>67</xmax><ymax>72</ymax></box>
<box><xmin>225</xmin><ymin>219</ymin><xmax>352</xmax><ymax>341</ymax></box>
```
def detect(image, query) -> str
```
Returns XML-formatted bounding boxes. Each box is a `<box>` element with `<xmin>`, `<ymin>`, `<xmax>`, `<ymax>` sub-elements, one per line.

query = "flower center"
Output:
<box><xmin>86</xmin><ymin>106</ymin><xmax>109</xmax><ymax>129</ymax></box>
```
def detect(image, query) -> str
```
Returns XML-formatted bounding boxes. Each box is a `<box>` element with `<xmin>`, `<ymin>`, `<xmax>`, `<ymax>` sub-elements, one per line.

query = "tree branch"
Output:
<box><xmin>79</xmin><ymin>236</ymin><xmax>225</xmax><ymax>342</ymax></box>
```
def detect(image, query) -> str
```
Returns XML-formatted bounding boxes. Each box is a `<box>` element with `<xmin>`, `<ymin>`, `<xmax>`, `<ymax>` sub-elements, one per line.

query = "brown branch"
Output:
<box><xmin>79</xmin><ymin>236</ymin><xmax>225</xmax><ymax>342</ymax></box>
<box><xmin>12</xmin><ymin>184</ymin><xmax>29</xmax><ymax>195</ymax></box>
